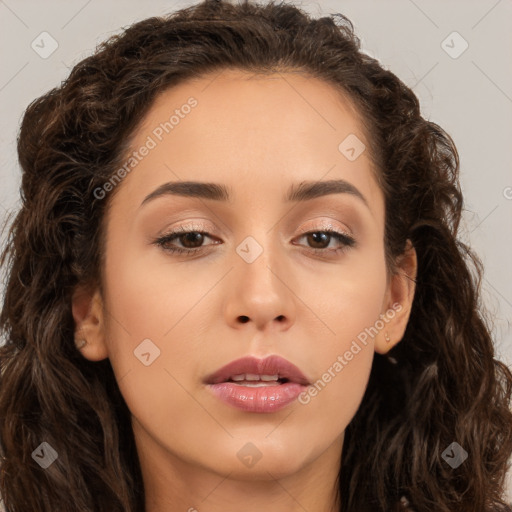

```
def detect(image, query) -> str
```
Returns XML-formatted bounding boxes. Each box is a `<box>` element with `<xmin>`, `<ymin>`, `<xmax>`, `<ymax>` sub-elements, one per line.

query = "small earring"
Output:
<box><xmin>385</xmin><ymin>331</ymin><xmax>391</xmax><ymax>343</ymax></box>
<box><xmin>75</xmin><ymin>338</ymin><xmax>87</xmax><ymax>349</ymax></box>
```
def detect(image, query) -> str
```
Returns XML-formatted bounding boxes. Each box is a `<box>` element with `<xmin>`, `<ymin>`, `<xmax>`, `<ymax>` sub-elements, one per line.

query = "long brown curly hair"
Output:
<box><xmin>1</xmin><ymin>1</ymin><xmax>511</xmax><ymax>511</ymax></box>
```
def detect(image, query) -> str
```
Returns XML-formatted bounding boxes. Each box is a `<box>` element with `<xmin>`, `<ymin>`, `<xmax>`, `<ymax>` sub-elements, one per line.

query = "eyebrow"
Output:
<box><xmin>140</xmin><ymin>179</ymin><xmax>369</xmax><ymax>209</ymax></box>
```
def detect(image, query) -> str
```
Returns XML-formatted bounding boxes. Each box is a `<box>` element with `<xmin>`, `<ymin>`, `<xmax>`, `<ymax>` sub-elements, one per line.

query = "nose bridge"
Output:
<box><xmin>226</xmin><ymin>227</ymin><xmax>295</xmax><ymax>329</ymax></box>
<box><xmin>234</xmin><ymin>229</ymin><xmax>282</xmax><ymax>293</ymax></box>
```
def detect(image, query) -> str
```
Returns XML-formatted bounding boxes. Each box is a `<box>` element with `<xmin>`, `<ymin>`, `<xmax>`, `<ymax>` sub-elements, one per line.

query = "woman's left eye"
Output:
<box><xmin>153</xmin><ymin>228</ymin><xmax>356</xmax><ymax>256</ymax></box>
<box><xmin>295</xmin><ymin>230</ymin><xmax>356</xmax><ymax>254</ymax></box>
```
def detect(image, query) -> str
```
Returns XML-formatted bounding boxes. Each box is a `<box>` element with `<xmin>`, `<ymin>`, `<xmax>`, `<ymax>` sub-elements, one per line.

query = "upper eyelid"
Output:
<box><xmin>295</xmin><ymin>221</ymin><xmax>353</xmax><ymax>236</ymax></box>
<box><xmin>158</xmin><ymin>225</ymin><xmax>355</xmax><ymax>246</ymax></box>
<box><xmin>159</xmin><ymin>225</ymin><xmax>353</xmax><ymax>240</ymax></box>
<box><xmin>160</xmin><ymin>217</ymin><xmax>354</xmax><ymax>235</ymax></box>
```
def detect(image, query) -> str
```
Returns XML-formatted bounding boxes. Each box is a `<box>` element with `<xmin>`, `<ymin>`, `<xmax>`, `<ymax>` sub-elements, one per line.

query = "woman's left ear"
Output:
<box><xmin>375</xmin><ymin>239</ymin><xmax>417</xmax><ymax>355</ymax></box>
<box><xmin>71</xmin><ymin>285</ymin><xmax>109</xmax><ymax>361</ymax></box>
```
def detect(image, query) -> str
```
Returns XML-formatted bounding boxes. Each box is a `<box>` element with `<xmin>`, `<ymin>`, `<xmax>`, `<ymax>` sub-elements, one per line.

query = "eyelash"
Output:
<box><xmin>153</xmin><ymin>225</ymin><xmax>356</xmax><ymax>257</ymax></box>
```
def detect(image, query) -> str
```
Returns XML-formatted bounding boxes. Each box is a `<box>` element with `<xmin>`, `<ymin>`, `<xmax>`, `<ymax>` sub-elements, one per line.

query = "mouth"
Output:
<box><xmin>204</xmin><ymin>354</ymin><xmax>311</xmax><ymax>386</ymax></box>
<box><xmin>204</xmin><ymin>355</ymin><xmax>310</xmax><ymax>413</ymax></box>
<box><xmin>224</xmin><ymin>373</ymin><xmax>290</xmax><ymax>387</ymax></box>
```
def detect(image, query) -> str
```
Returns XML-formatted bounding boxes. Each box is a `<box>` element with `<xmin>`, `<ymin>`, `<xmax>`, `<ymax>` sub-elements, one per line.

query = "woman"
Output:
<box><xmin>1</xmin><ymin>1</ymin><xmax>511</xmax><ymax>510</ymax></box>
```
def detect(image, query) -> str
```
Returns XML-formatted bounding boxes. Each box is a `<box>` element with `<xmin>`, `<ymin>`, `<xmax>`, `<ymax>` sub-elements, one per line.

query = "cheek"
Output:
<box><xmin>100</xmin><ymin>244</ymin><xmax>211</xmax><ymax>438</ymax></box>
<box><xmin>100</xmin><ymin>237</ymin><xmax>203</xmax><ymax>401</ymax></box>
<box><xmin>307</xmin><ymin>240</ymin><xmax>388</xmax><ymax>344</ymax></box>
<box><xmin>298</xmin><ymin>247</ymin><xmax>387</xmax><ymax>418</ymax></box>
<box><xmin>103</xmin><ymin>231</ymin><xmax>211</xmax><ymax>346</ymax></box>
<box><xmin>297</xmin><ymin>299</ymin><xmax>378</xmax><ymax>441</ymax></box>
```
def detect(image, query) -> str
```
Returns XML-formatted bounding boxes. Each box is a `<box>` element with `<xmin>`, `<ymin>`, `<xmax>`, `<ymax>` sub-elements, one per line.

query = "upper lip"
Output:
<box><xmin>204</xmin><ymin>355</ymin><xmax>310</xmax><ymax>385</ymax></box>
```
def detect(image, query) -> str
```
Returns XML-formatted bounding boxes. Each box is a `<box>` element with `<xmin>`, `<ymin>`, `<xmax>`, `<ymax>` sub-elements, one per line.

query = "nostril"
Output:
<box><xmin>239</xmin><ymin>316</ymin><xmax>249</xmax><ymax>323</ymax></box>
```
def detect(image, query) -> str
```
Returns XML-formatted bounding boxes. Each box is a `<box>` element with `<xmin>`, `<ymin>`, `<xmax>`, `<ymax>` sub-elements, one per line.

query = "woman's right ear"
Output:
<box><xmin>71</xmin><ymin>285</ymin><xmax>109</xmax><ymax>361</ymax></box>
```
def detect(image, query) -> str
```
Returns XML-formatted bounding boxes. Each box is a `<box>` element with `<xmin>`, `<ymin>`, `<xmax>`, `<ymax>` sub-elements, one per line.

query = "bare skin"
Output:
<box><xmin>72</xmin><ymin>69</ymin><xmax>417</xmax><ymax>511</ymax></box>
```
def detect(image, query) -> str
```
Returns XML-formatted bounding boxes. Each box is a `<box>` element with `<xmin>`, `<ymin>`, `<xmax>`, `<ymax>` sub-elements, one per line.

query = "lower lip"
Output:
<box><xmin>207</xmin><ymin>382</ymin><xmax>307</xmax><ymax>413</ymax></box>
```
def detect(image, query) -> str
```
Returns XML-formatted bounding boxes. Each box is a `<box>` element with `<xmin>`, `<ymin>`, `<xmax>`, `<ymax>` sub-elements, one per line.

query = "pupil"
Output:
<box><xmin>183</xmin><ymin>232</ymin><xmax>203</xmax><ymax>248</ymax></box>
<box><xmin>309</xmin><ymin>232</ymin><xmax>329</xmax><ymax>249</ymax></box>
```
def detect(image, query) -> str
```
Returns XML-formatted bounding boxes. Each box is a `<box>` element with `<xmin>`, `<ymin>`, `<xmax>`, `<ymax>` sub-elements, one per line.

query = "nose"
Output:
<box><xmin>223</xmin><ymin>239</ymin><xmax>297</xmax><ymax>333</ymax></box>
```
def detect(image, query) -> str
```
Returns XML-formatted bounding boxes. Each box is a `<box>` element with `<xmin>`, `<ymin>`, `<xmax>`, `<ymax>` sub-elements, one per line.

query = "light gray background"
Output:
<box><xmin>0</xmin><ymin>0</ymin><xmax>511</xmax><ymax>504</ymax></box>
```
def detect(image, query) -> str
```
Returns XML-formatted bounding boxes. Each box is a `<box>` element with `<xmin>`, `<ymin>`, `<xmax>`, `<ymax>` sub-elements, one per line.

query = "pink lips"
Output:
<box><xmin>204</xmin><ymin>355</ymin><xmax>310</xmax><ymax>413</ymax></box>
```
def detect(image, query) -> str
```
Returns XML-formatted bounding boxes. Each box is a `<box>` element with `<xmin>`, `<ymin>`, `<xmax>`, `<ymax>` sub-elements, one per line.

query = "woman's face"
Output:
<box><xmin>74</xmin><ymin>69</ymin><xmax>415</xmax><ymax>490</ymax></box>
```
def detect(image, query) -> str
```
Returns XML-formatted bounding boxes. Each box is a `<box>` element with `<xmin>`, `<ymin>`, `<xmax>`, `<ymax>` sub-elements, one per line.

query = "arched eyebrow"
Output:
<box><xmin>286</xmin><ymin>180</ymin><xmax>369</xmax><ymax>209</ymax></box>
<box><xmin>139</xmin><ymin>179</ymin><xmax>369</xmax><ymax>210</ymax></box>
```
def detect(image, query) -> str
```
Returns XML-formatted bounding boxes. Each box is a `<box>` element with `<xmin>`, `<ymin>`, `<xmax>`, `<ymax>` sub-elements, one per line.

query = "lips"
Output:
<box><xmin>204</xmin><ymin>355</ymin><xmax>311</xmax><ymax>413</ymax></box>
<box><xmin>204</xmin><ymin>355</ymin><xmax>310</xmax><ymax>386</ymax></box>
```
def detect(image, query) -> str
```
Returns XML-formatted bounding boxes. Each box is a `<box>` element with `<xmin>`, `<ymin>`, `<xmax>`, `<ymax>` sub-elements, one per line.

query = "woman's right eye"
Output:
<box><xmin>153</xmin><ymin>229</ymin><xmax>219</xmax><ymax>255</ymax></box>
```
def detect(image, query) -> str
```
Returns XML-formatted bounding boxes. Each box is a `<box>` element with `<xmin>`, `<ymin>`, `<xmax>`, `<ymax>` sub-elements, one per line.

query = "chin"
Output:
<box><xmin>209</xmin><ymin>437</ymin><xmax>314</xmax><ymax>481</ymax></box>
<box><xmin>223</xmin><ymin>455</ymin><xmax>308</xmax><ymax>482</ymax></box>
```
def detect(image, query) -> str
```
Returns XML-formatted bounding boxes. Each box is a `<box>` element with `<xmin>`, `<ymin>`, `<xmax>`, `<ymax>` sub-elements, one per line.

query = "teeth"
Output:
<box><xmin>260</xmin><ymin>374</ymin><xmax>279</xmax><ymax>381</ymax></box>
<box><xmin>238</xmin><ymin>382</ymin><xmax>277</xmax><ymax>387</ymax></box>
<box><xmin>229</xmin><ymin>373</ymin><xmax>280</xmax><ymax>382</ymax></box>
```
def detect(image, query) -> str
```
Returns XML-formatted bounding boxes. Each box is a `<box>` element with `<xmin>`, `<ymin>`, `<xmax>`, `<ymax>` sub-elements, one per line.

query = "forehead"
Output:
<box><xmin>107</xmin><ymin>69</ymin><xmax>382</xmax><ymax>222</ymax></box>
<box><xmin>141</xmin><ymin>68</ymin><xmax>369</xmax><ymax>151</ymax></box>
